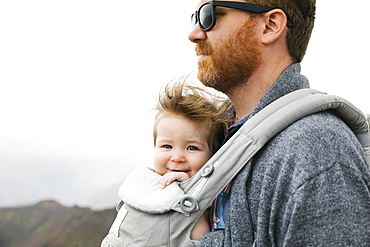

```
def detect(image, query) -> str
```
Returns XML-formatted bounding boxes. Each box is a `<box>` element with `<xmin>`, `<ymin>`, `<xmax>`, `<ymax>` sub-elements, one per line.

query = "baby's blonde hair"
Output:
<box><xmin>153</xmin><ymin>80</ymin><xmax>230</xmax><ymax>154</ymax></box>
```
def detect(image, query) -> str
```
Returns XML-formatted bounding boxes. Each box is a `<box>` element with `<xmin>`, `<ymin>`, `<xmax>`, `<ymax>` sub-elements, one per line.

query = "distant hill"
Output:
<box><xmin>0</xmin><ymin>200</ymin><xmax>116</xmax><ymax>247</ymax></box>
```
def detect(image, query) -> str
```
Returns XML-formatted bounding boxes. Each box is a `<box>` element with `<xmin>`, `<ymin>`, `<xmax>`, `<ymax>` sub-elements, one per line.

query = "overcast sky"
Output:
<box><xmin>0</xmin><ymin>0</ymin><xmax>369</xmax><ymax>208</ymax></box>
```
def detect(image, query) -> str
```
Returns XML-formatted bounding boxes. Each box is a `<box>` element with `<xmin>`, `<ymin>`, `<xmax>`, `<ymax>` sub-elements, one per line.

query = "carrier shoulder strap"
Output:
<box><xmin>172</xmin><ymin>88</ymin><xmax>370</xmax><ymax>216</ymax></box>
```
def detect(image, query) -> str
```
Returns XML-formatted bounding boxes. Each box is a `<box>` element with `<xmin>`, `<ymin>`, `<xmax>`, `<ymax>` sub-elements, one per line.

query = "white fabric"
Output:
<box><xmin>119</xmin><ymin>166</ymin><xmax>185</xmax><ymax>214</ymax></box>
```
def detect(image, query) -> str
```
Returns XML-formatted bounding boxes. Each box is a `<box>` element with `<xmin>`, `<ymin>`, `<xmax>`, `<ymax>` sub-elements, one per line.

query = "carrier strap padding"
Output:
<box><xmin>173</xmin><ymin>89</ymin><xmax>370</xmax><ymax>216</ymax></box>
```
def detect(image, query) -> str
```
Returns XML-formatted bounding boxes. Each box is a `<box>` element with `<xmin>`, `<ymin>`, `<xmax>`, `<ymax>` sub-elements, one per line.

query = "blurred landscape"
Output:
<box><xmin>0</xmin><ymin>200</ymin><xmax>116</xmax><ymax>247</ymax></box>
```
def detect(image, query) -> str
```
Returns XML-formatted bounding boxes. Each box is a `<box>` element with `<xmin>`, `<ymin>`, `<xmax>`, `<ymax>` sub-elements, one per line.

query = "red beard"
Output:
<box><xmin>196</xmin><ymin>19</ymin><xmax>263</xmax><ymax>94</ymax></box>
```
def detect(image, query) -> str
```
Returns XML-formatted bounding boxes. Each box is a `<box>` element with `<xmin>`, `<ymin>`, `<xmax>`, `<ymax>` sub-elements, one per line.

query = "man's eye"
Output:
<box><xmin>215</xmin><ymin>10</ymin><xmax>226</xmax><ymax>17</ymax></box>
<box><xmin>187</xmin><ymin>146</ymin><xmax>199</xmax><ymax>151</ymax></box>
<box><xmin>162</xmin><ymin>145</ymin><xmax>172</xmax><ymax>149</ymax></box>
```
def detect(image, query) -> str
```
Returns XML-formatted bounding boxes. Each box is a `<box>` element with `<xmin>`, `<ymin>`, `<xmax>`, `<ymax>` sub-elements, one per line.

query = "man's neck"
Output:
<box><xmin>226</xmin><ymin>58</ymin><xmax>293</xmax><ymax>122</ymax></box>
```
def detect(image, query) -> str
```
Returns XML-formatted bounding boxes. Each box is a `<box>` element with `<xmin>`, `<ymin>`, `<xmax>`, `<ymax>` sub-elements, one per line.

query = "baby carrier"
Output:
<box><xmin>101</xmin><ymin>89</ymin><xmax>370</xmax><ymax>247</ymax></box>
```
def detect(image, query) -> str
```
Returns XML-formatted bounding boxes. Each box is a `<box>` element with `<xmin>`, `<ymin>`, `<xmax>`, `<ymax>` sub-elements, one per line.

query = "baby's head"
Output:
<box><xmin>153</xmin><ymin>81</ymin><xmax>228</xmax><ymax>178</ymax></box>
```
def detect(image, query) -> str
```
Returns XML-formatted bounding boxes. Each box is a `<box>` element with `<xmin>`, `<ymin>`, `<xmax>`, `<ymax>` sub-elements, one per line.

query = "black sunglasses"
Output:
<box><xmin>191</xmin><ymin>0</ymin><xmax>293</xmax><ymax>31</ymax></box>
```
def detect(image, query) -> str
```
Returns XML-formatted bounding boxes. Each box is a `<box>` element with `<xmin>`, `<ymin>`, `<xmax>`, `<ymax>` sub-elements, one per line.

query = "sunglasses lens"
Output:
<box><xmin>199</xmin><ymin>3</ymin><xmax>213</xmax><ymax>30</ymax></box>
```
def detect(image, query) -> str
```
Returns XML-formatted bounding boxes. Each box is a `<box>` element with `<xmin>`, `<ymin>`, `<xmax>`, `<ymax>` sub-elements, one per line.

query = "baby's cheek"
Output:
<box><xmin>153</xmin><ymin>154</ymin><xmax>167</xmax><ymax>175</ymax></box>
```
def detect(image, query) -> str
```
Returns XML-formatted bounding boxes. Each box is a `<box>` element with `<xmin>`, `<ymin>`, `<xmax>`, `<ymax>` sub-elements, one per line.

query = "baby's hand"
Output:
<box><xmin>160</xmin><ymin>172</ymin><xmax>190</xmax><ymax>189</ymax></box>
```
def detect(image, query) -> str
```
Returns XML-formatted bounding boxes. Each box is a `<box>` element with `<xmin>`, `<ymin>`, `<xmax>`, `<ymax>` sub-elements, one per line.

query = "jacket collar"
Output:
<box><xmin>251</xmin><ymin>63</ymin><xmax>310</xmax><ymax>117</ymax></box>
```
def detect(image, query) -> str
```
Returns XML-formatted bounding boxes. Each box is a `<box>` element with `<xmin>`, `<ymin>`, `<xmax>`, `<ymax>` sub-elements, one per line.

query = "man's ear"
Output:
<box><xmin>261</xmin><ymin>9</ymin><xmax>288</xmax><ymax>45</ymax></box>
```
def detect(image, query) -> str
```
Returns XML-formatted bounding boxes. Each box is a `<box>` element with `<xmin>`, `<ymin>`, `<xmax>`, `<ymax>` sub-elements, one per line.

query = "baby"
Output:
<box><xmin>101</xmin><ymin>81</ymin><xmax>228</xmax><ymax>247</ymax></box>
<box><xmin>153</xmin><ymin>81</ymin><xmax>227</xmax><ymax>240</ymax></box>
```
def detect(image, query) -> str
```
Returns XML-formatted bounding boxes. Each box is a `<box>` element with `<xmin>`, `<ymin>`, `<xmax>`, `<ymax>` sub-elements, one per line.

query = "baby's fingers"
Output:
<box><xmin>160</xmin><ymin>174</ymin><xmax>175</xmax><ymax>189</ymax></box>
<box><xmin>161</xmin><ymin>173</ymin><xmax>181</xmax><ymax>189</ymax></box>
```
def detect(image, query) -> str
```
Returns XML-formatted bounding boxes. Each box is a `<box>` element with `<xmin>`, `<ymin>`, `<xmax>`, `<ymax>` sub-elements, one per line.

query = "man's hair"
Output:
<box><xmin>249</xmin><ymin>0</ymin><xmax>316</xmax><ymax>62</ymax></box>
<box><xmin>153</xmin><ymin>80</ymin><xmax>229</xmax><ymax>154</ymax></box>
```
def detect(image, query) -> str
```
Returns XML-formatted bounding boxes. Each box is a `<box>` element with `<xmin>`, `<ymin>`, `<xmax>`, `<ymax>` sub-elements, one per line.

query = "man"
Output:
<box><xmin>188</xmin><ymin>0</ymin><xmax>370</xmax><ymax>245</ymax></box>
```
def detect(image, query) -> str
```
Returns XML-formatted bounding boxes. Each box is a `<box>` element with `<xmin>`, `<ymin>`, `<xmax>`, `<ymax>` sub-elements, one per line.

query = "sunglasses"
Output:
<box><xmin>191</xmin><ymin>0</ymin><xmax>293</xmax><ymax>31</ymax></box>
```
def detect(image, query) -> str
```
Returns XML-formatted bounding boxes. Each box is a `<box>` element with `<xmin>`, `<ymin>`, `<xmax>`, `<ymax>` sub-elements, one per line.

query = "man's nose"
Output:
<box><xmin>188</xmin><ymin>24</ymin><xmax>207</xmax><ymax>43</ymax></box>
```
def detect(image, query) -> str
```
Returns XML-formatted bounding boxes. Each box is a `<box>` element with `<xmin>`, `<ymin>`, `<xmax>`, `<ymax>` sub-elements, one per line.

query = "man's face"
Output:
<box><xmin>189</xmin><ymin>1</ymin><xmax>263</xmax><ymax>94</ymax></box>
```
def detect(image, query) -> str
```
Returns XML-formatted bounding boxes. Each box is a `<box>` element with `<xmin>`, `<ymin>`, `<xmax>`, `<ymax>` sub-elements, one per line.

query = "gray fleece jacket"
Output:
<box><xmin>201</xmin><ymin>64</ymin><xmax>370</xmax><ymax>246</ymax></box>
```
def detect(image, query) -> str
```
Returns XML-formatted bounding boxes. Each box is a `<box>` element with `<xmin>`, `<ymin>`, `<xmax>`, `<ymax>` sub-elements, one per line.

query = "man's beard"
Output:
<box><xmin>196</xmin><ymin>20</ymin><xmax>263</xmax><ymax>94</ymax></box>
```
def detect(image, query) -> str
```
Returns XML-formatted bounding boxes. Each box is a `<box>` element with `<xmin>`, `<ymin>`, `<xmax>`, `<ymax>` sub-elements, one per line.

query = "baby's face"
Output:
<box><xmin>153</xmin><ymin>113</ymin><xmax>212</xmax><ymax>178</ymax></box>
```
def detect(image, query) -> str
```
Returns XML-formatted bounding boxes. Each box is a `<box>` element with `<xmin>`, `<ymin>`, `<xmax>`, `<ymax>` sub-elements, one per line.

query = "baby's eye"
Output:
<box><xmin>162</xmin><ymin>144</ymin><xmax>172</xmax><ymax>149</ymax></box>
<box><xmin>187</xmin><ymin>146</ymin><xmax>199</xmax><ymax>151</ymax></box>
